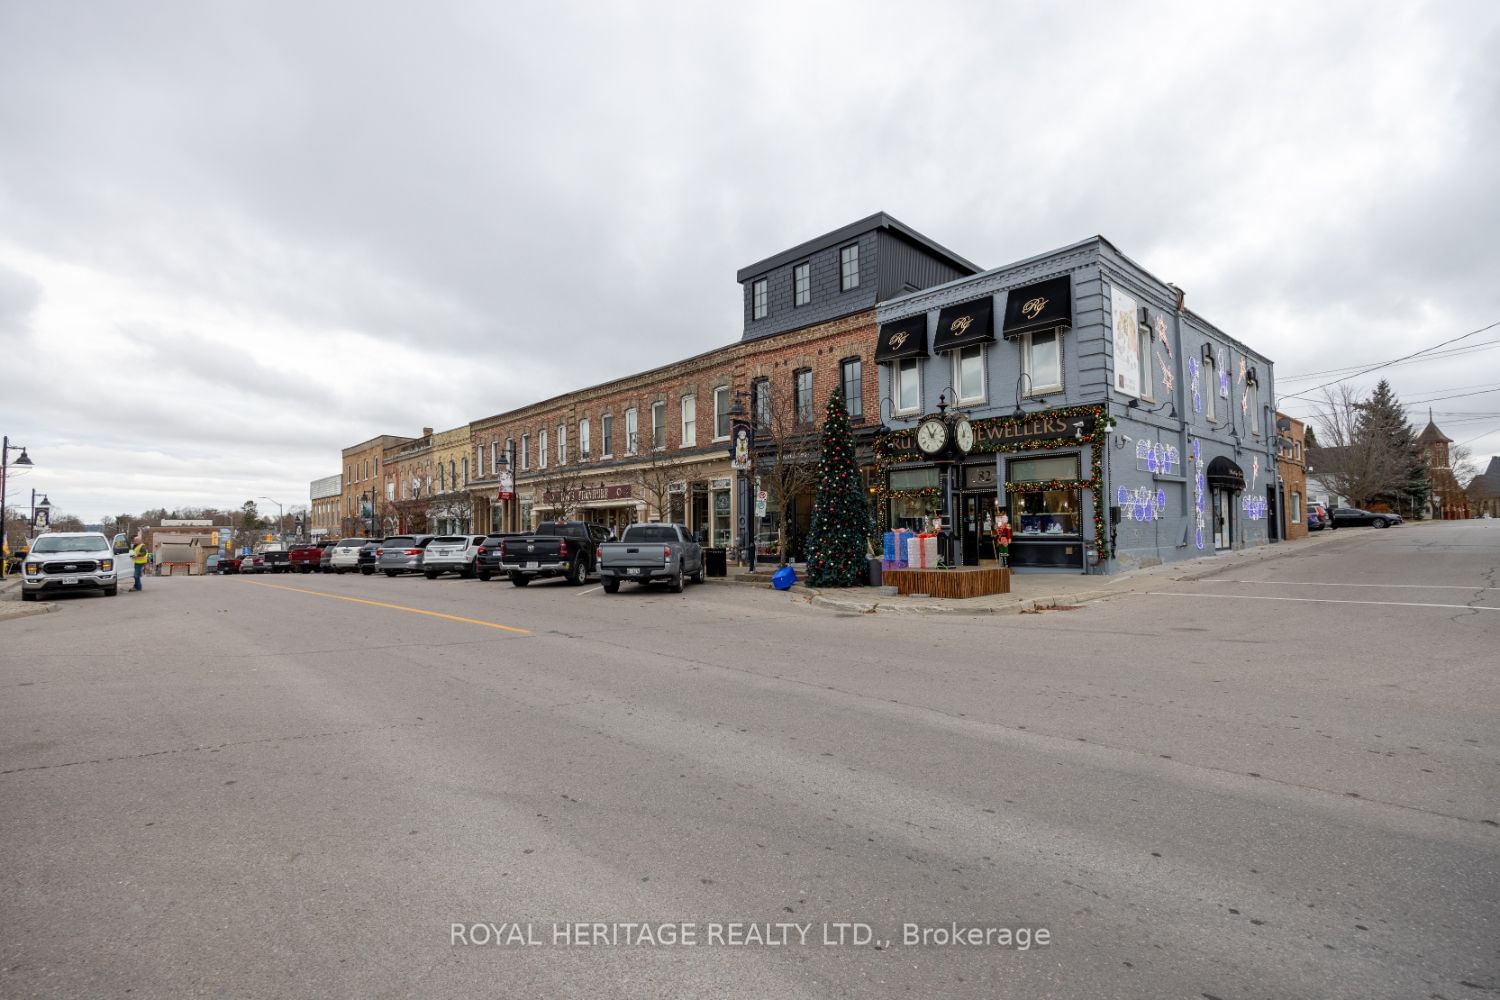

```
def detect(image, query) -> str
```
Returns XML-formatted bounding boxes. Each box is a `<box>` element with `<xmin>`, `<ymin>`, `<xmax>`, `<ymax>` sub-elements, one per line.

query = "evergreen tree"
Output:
<box><xmin>805</xmin><ymin>388</ymin><xmax>873</xmax><ymax>587</ymax></box>
<box><xmin>1303</xmin><ymin>425</ymin><xmax>1319</xmax><ymax>449</ymax></box>
<box><xmin>1356</xmin><ymin>380</ymin><xmax>1428</xmax><ymax>515</ymax></box>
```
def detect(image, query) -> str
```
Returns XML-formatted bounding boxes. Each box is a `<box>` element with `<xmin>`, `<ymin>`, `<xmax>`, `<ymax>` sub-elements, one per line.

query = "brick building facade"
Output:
<box><xmin>1275</xmin><ymin>413</ymin><xmax>1307</xmax><ymax>541</ymax></box>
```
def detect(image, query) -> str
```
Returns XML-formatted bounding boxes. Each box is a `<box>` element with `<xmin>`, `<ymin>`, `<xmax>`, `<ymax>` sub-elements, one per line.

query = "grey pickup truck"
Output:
<box><xmin>597</xmin><ymin>522</ymin><xmax>704</xmax><ymax>594</ymax></box>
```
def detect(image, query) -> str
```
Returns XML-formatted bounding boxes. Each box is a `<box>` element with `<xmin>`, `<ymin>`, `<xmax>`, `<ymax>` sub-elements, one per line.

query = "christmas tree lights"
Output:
<box><xmin>805</xmin><ymin>389</ymin><xmax>874</xmax><ymax>587</ymax></box>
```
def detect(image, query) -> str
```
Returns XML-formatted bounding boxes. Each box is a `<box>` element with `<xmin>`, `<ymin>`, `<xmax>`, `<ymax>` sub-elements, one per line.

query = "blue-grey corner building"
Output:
<box><xmin>872</xmin><ymin>235</ymin><xmax>1277</xmax><ymax>574</ymax></box>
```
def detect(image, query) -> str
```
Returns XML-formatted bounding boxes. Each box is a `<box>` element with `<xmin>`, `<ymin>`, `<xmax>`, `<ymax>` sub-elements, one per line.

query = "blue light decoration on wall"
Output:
<box><xmin>1136</xmin><ymin>439</ymin><xmax>1181</xmax><ymax>476</ymax></box>
<box><xmin>1188</xmin><ymin>358</ymin><xmax>1202</xmax><ymax>414</ymax></box>
<box><xmin>1191</xmin><ymin>437</ymin><xmax>1206</xmax><ymax>549</ymax></box>
<box><xmin>1241</xmin><ymin>494</ymin><xmax>1267</xmax><ymax>520</ymax></box>
<box><xmin>1217</xmin><ymin>348</ymin><xmax>1231</xmax><ymax>399</ymax></box>
<box><xmin>1116</xmin><ymin>485</ymin><xmax>1168</xmax><ymax>521</ymax></box>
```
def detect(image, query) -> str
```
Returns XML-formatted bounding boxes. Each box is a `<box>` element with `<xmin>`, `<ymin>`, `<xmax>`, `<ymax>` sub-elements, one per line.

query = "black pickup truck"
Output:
<box><xmin>495</xmin><ymin>521</ymin><xmax>610</xmax><ymax>587</ymax></box>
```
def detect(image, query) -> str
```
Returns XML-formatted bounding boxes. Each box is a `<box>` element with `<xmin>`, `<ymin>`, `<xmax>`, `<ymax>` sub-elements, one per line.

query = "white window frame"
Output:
<box><xmin>953</xmin><ymin>343</ymin><xmax>987</xmax><ymax>406</ymax></box>
<box><xmin>752</xmin><ymin>279</ymin><xmax>767</xmax><ymax>320</ymax></box>
<box><xmin>680</xmin><ymin>395</ymin><xmax>696</xmax><ymax>447</ymax></box>
<box><xmin>894</xmin><ymin>358</ymin><xmax>922</xmax><ymax>415</ymax></box>
<box><xmin>1023</xmin><ymin>329</ymin><xmax>1063</xmax><ymax>395</ymax></box>
<box><xmin>579</xmin><ymin>418</ymin><xmax>591</xmax><ymax>459</ymax></box>
<box><xmin>840</xmin><ymin>244</ymin><xmax>859</xmax><ymax>291</ymax></box>
<box><xmin>1205</xmin><ymin>357</ymin><xmax>1218</xmax><ymax>423</ymax></box>
<box><xmin>1137</xmin><ymin>326</ymin><xmax>1154</xmax><ymax>402</ymax></box>
<box><xmin>557</xmin><ymin>423</ymin><xmax>567</xmax><ymax>465</ymax></box>
<box><xmin>539</xmin><ymin>428</ymin><xmax>548</xmax><ymax>469</ymax></box>
<box><xmin>713</xmin><ymin>386</ymin><xmax>731</xmax><ymax>441</ymax></box>
<box><xmin>1291</xmin><ymin>491</ymin><xmax>1302</xmax><ymax>523</ymax></box>
<box><xmin>600</xmin><ymin>414</ymin><xmax>613</xmax><ymax>458</ymax></box>
<box><xmin>521</xmin><ymin>434</ymin><xmax>530</xmax><ymax>471</ymax></box>
<box><xmin>651</xmin><ymin>401</ymin><xmax>666</xmax><ymax>450</ymax></box>
<box><xmin>794</xmin><ymin>262</ymin><xmax>811</xmax><ymax>307</ymax></box>
<box><xmin>625</xmin><ymin>407</ymin><xmax>638</xmax><ymax>455</ymax></box>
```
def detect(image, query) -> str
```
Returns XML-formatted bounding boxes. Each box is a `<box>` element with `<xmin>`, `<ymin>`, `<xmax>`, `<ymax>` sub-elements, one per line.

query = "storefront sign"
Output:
<box><xmin>541</xmin><ymin>484</ymin><xmax>634</xmax><ymax>504</ymax></box>
<box><xmin>882</xmin><ymin>411</ymin><xmax>1096</xmax><ymax>461</ymax></box>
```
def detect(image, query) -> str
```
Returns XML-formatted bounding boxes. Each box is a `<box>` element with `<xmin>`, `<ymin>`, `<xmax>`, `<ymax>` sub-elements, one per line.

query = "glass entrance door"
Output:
<box><xmin>1214</xmin><ymin>490</ymin><xmax>1233</xmax><ymax>550</ymax></box>
<box><xmin>960</xmin><ymin>494</ymin><xmax>997</xmax><ymax>564</ymax></box>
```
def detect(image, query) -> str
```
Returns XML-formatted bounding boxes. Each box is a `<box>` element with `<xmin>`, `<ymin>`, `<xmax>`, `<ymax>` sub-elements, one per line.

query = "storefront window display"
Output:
<box><xmin>887</xmin><ymin>466</ymin><xmax>941</xmax><ymax>531</ymax></box>
<box><xmin>1007</xmin><ymin>455</ymin><xmax>1081</xmax><ymax>537</ymax></box>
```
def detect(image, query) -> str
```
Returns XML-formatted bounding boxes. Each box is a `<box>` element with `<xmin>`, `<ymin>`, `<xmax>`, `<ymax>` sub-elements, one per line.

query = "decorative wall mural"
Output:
<box><xmin>1241</xmin><ymin>494</ymin><xmax>1267</xmax><ymax>521</ymax></box>
<box><xmin>1188</xmin><ymin>358</ymin><xmax>1203</xmax><ymax>414</ymax></box>
<box><xmin>1136</xmin><ymin>439</ymin><xmax>1181</xmax><ymax>476</ymax></box>
<box><xmin>1191</xmin><ymin>438</ymin><xmax>1206</xmax><ymax>549</ymax></box>
<box><xmin>1112</xmin><ymin>286</ymin><xmax>1142</xmax><ymax>398</ymax></box>
<box><xmin>1117</xmin><ymin>485</ymin><xmax>1168</xmax><ymax>521</ymax></box>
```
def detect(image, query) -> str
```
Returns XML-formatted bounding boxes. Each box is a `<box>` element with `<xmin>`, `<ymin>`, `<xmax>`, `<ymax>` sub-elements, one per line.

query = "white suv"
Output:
<box><xmin>327</xmin><ymin>537</ymin><xmax>373</xmax><ymax>574</ymax></box>
<box><xmin>423</xmin><ymin>535</ymin><xmax>486</xmax><ymax>579</ymax></box>
<box><xmin>21</xmin><ymin>532</ymin><xmax>119</xmax><ymax>601</ymax></box>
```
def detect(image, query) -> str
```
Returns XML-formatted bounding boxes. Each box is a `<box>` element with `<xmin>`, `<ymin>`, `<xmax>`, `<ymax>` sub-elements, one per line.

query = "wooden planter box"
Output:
<box><xmin>881</xmin><ymin>566</ymin><xmax>1011</xmax><ymax>599</ymax></box>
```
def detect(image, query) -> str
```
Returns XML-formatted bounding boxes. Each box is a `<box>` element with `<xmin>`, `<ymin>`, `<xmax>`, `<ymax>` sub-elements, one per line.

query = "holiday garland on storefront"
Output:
<box><xmin>871</xmin><ymin>403</ymin><xmax>1115</xmax><ymax>559</ymax></box>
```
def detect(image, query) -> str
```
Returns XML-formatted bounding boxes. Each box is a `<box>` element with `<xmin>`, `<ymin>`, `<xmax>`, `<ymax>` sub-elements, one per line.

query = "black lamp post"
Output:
<box><xmin>728</xmin><ymin>391</ymin><xmax>757</xmax><ymax>571</ymax></box>
<box><xmin>0</xmin><ymin>436</ymin><xmax>34</xmax><ymax>579</ymax></box>
<box><xmin>32</xmin><ymin>492</ymin><xmax>50</xmax><ymax>531</ymax></box>
<box><xmin>495</xmin><ymin>447</ymin><xmax>513</xmax><ymax>533</ymax></box>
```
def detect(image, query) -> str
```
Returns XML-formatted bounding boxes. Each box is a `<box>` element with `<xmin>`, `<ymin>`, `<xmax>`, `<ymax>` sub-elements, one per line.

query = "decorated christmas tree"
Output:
<box><xmin>805</xmin><ymin>388</ymin><xmax>873</xmax><ymax>587</ymax></box>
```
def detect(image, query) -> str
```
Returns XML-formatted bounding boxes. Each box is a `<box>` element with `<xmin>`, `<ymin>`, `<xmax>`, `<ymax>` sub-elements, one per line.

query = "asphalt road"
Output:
<box><xmin>2</xmin><ymin>521</ymin><xmax>1496</xmax><ymax>999</ymax></box>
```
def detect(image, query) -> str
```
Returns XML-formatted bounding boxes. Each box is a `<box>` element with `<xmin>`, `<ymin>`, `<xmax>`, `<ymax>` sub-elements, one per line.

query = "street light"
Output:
<box><xmin>32</xmin><ymin>492</ymin><xmax>50</xmax><ymax>531</ymax></box>
<box><xmin>258</xmin><ymin>497</ymin><xmax>284</xmax><ymax>546</ymax></box>
<box><xmin>0</xmin><ymin>436</ymin><xmax>34</xmax><ymax>580</ymax></box>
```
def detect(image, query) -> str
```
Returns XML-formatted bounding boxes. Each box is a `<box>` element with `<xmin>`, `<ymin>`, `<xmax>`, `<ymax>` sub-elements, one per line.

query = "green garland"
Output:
<box><xmin>871</xmin><ymin>404</ymin><xmax>1114</xmax><ymax>559</ymax></box>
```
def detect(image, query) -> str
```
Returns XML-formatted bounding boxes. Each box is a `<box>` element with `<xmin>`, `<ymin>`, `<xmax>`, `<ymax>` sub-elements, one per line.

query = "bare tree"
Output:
<box><xmin>633</xmin><ymin>447</ymin><xmax>692</xmax><ymax>522</ymax></box>
<box><xmin>1449</xmin><ymin>441</ymin><xmax>1478</xmax><ymax>487</ymax></box>
<box><xmin>1312</xmin><ymin>385</ymin><xmax>1407</xmax><ymax>507</ymax></box>
<box><xmin>531</xmin><ymin>462</ymin><xmax>594</xmax><ymax>521</ymax></box>
<box><xmin>752</xmin><ymin>376</ymin><xmax>821</xmax><ymax>563</ymax></box>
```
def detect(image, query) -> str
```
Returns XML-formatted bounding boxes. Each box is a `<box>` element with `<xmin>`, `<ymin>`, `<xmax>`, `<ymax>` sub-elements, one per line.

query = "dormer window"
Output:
<box><xmin>752</xmin><ymin>279</ymin><xmax>768</xmax><ymax>320</ymax></box>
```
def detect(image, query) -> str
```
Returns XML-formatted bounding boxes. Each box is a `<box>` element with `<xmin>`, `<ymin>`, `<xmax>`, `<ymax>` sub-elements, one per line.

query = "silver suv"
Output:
<box><xmin>375</xmin><ymin>535</ymin><xmax>434</xmax><ymax>576</ymax></box>
<box><xmin>423</xmin><ymin>535</ymin><xmax>486</xmax><ymax>579</ymax></box>
<box><xmin>21</xmin><ymin>532</ymin><xmax>118</xmax><ymax>601</ymax></box>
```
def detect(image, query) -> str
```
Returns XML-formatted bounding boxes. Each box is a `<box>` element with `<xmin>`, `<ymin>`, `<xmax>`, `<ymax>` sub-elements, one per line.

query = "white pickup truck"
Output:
<box><xmin>596</xmin><ymin>522</ymin><xmax>704</xmax><ymax>594</ymax></box>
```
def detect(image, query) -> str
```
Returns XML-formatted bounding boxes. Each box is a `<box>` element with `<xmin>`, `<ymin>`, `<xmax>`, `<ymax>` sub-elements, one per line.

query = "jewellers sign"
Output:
<box><xmin>882</xmin><ymin>411</ymin><xmax>1097</xmax><ymax>460</ymax></box>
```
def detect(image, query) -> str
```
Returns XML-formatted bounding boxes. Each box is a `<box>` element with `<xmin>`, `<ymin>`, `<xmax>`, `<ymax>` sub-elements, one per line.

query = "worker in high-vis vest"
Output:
<box><xmin>130</xmin><ymin>536</ymin><xmax>149</xmax><ymax>591</ymax></box>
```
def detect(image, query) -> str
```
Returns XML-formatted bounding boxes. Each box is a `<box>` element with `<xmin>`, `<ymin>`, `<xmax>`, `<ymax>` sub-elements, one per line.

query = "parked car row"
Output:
<box><xmin>209</xmin><ymin>522</ymin><xmax>706</xmax><ymax>593</ymax></box>
<box><xmin>1327</xmin><ymin>507</ymin><xmax>1403</xmax><ymax>530</ymax></box>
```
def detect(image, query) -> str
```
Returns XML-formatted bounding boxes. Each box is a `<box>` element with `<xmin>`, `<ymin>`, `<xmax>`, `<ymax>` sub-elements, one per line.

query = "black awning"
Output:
<box><xmin>1002</xmin><ymin>275</ymin><xmax>1073</xmax><ymax>337</ymax></box>
<box><xmin>1206</xmin><ymin>456</ymin><xmax>1246</xmax><ymax>490</ymax></box>
<box><xmin>931</xmin><ymin>296</ymin><xmax>995</xmax><ymax>353</ymax></box>
<box><xmin>875</xmin><ymin>314</ymin><xmax>929</xmax><ymax>363</ymax></box>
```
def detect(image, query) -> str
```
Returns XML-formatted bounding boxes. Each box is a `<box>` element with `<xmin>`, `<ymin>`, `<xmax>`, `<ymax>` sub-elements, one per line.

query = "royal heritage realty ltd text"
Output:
<box><xmin>450</xmin><ymin>921</ymin><xmax>1052</xmax><ymax>950</ymax></box>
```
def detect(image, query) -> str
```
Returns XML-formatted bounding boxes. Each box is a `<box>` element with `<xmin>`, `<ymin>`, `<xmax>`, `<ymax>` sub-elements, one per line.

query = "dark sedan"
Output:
<box><xmin>475</xmin><ymin>533</ymin><xmax>526</xmax><ymax>581</ymax></box>
<box><xmin>1328</xmin><ymin>507</ymin><xmax>1400</xmax><ymax>529</ymax></box>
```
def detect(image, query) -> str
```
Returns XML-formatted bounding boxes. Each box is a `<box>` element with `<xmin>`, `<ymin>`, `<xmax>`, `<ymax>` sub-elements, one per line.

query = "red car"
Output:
<box><xmin>288</xmin><ymin>542</ymin><xmax>326</xmax><ymax>573</ymax></box>
<box><xmin>217</xmin><ymin>554</ymin><xmax>243</xmax><ymax>574</ymax></box>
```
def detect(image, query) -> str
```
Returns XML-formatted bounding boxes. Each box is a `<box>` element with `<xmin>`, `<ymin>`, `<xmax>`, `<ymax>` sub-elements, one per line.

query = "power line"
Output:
<box><xmin>1278</xmin><ymin>318</ymin><xmax>1500</xmax><ymax>403</ymax></box>
<box><xmin>1277</xmin><ymin>338</ymin><xmax>1500</xmax><ymax>382</ymax></box>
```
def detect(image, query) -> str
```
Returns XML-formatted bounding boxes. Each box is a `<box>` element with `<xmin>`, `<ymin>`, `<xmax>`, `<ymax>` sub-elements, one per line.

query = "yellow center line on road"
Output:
<box><xmin>243</xmin><ymin>580</ymin><xmax>531</xmax><ymax>634</ymax></box>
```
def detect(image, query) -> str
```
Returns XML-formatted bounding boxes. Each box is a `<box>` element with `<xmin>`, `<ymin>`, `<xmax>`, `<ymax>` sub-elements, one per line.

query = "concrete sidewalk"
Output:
<box><xmin>709</xmin><ymin>524</ymin><xmax>1358</xmax><ymax>615</ymax></box>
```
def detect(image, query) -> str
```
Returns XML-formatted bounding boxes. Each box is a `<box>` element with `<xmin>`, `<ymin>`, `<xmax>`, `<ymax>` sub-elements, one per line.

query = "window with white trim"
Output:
<box><xmin>1024</xmin><ymin>329</ymin><xmax>1062</xmax><ymax>394</ymax></box>
<box><xmin>539</xmin><ymin>429</ymin><xmax>548</xmax><ymax>469</ymax></box>
<box><xmin>601</xmin><ymin>414</ymin><xmax>613</xmax><ymax>458</ymax></box>
<box><xmin>895</xmin><ymin>358</ymin><xmax>921</xmax><ymax>414</ymax></box>
<box><xmin>1291</xmin><ymin>491</ymin><xmax>1302</xmax><ymax>523</ymax></box>
<box><xmin>579</xmin><ymin>418</ymin><xmax>591</xmax><ymax>459</ymax></box>
<box><xmin>954</xmin><ymin>344</ymin><xmax>986</xmax><ymax>405</ymax></box>
<box><xmin>557</xmin><ymin>424</ymin><xmax>567</xmax><ymax>465</ymax></box>
<box><xmin>625</xmin><ymin>407</ymin><xmax>637</xmax><ymax>455</ymax></box>
<box><xmin>794</xmin><ymin>262</ymin><xmax>810</xmax><ymax>307</ymax></box>
<box><xmin>680</xmin><ymin>396</ymin><xmax>695</xmax><ymax>447</ymax></box>
<box><xmin>651</xmin><ymin>401</ymin><xmax>666</xmax><ymax>450</ymax></box>
<box><xmin>713</xmin><ymin>386</ymin><xmax>731</xmax><ymax>440</ymax></box>
<box><xmin>521</xmin><ymin>433</ymin><xmax>530</xmax><ymax>471</ymax></box>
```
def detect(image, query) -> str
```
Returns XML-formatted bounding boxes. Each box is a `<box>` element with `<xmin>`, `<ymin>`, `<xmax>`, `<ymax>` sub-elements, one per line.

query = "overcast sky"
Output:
<box><xmin>2</xmin><ymin>1</ymin><xmax>1497</xmax><ymax>523</ymax></box>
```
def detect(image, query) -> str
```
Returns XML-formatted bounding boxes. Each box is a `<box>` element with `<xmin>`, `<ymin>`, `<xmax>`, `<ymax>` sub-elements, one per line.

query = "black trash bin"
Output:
<box><xmin>704</xmin><ymin>548</ymin><xmax>727</xmax><ymax>577</ymax></box>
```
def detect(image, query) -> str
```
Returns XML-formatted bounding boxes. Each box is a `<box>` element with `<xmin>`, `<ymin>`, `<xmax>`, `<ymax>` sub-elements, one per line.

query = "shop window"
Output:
<box><xmin>1024</xmin><ymin>330</ymin><xmax>1062</xmax><ymax>394</ymax></box>
<box><xmin>841</xmin><ymin>358</ymin><xmax>862</xmax><ymax>418</ymax></box>
<box><xmin>1008</xmin><ymin>455</ymin><xmax>1080</xmax><ymax>537</ymax></box>
<box><xmin>895</xmin><ymin>358</ymin><xmax>921</xmax><ymax>414</ymax></box>
<box><xmin>888</xmin><ymin>466</ymin><xmax>940</xmax><ymax>532</ymax></box>
<box><xmin>954</xmin><ymin>344</ymin><xmax>986</xmax><ymax>405</ymax></box>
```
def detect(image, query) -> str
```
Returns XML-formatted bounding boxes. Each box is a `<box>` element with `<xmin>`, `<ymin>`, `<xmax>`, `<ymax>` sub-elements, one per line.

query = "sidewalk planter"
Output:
<box><xmin>881</xmin><ymin>567</ymin><xmax>1011</xmax><ymax>598</ymax></box>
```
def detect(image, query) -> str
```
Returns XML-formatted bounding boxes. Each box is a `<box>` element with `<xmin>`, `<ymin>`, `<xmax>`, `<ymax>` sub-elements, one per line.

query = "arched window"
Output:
<box><xmin>462</xmin><ymin>457</ymin><xmax>469</xmax><ymax>486</ymax></box>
